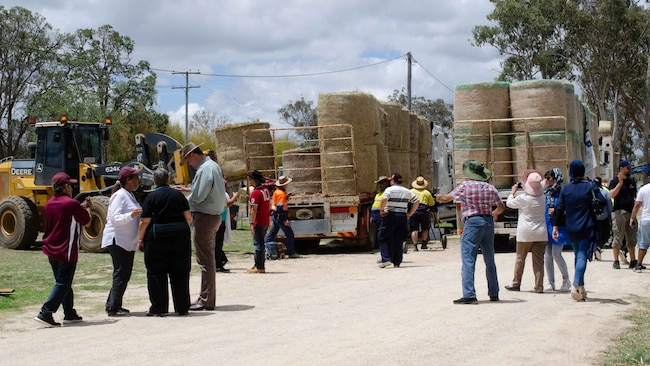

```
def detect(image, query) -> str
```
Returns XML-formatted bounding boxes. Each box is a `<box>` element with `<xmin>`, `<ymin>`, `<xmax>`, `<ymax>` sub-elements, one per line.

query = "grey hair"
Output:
<box><xmin>153</xmin><ymin>168</ymin><xmax>169</xmax><ymax>186</ymax></box>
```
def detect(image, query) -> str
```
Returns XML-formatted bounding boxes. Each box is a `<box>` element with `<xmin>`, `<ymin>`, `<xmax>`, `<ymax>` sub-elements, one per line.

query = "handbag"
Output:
<box><xmin>590</xmin><ymin>183</ymin><xmax>605</xmax><ymax>217</ymax></box>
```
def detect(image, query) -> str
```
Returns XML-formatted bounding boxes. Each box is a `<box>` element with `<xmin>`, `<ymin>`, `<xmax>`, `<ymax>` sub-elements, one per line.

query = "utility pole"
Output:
<box><xmin>406</xmin><ymin>52</ymin><xmax>412</xmax><ymax>111</ymax></box>
<box><xmin>172</xmin><ymin>71</ymin><xmax>201</xmax><ymax>145</ymax></box>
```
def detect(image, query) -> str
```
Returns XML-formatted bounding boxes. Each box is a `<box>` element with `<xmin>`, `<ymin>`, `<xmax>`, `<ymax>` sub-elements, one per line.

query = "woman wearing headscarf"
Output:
<box><xmin>504</xmin><ymin>170</ymin><xmax>547</xmax><ymax>293</ymax></box>
<box><xmin>553</xmin><ymin>160</ymin><xmax>607</xmax><ymax>301</ymax></box>
<box><xmin>543</xmin><ymin>168</ymin><xmax>572</xmax><ymax>292</ymax></box>
<box><xmin>102</xmin><ymin>166</ymin><xmax>143</xmax><ymax>317</ymax></box>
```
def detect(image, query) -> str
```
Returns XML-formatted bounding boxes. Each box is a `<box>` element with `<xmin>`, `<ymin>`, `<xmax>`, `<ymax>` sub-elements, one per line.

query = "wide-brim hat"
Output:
<box><xmin>179</xmin><ymin>142</ymin><xmax>203</xmax><ymax>165</ymax></box>
<box><xmin>411</xmin><ymin>176</ymin><xmax>429</xmax><ymax>189</ymax></box>
<box><xmin>521</xmin><ymin>169</ymin><xmax>545</xmax><ymax>196</ymax></box>
<box><xmin>275</xmin><ymin>175</ymin><xmax>293</xmax><ymax>186</ymax></box>
<box><xmin>374</xmin><ymin>176</ymin><xmax>389</xmax><ymax>184</ymax></box>
<box><xmin>462</xmin><ymin>160</ymin><xmax>491</xmax><ymax>181</ymax></box>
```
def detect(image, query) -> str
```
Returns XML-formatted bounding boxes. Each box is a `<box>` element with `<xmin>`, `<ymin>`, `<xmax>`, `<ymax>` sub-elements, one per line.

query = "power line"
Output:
<box><xmin>410</xmin><ymin>55</ymin><xmax>454</xmax><ymax>93</ymax></box>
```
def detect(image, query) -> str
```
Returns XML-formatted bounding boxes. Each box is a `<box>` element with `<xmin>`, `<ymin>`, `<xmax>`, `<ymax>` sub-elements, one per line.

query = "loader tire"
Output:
<box><xmin>0</xmin><ymin>196</ymin><xmax>39</xmax><ymax>250</ymax></box>
<box><xmin>80</xmin><ymin>195</ymin><xmax>109</xmax><ymax>253</ymax></box>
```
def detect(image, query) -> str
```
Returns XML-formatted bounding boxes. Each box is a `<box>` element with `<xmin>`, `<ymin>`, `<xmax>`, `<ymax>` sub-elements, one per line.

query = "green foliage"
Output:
<box><xmin>472</xmin><ymin>0</ymin><xmax>573</xmax><ymax>81</ymax></box>
<box><xmin>278</xmin><ymin>96</ymin><xmax>318</xmax><ymax>141</ymax></box>
<box><xmin>387</xmin><ymin>88</ymin><xmax>453</xmax><ymax>134</ymax></box>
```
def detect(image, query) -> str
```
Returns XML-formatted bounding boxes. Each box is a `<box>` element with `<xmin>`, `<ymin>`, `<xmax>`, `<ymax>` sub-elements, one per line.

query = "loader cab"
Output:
<box><xmin>32</xmin><ymin>116</ymin><xmax>108</xmax><ymax>195</ymax></box>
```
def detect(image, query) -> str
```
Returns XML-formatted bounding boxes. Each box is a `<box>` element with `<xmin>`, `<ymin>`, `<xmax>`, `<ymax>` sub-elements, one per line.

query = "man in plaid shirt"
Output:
<box><xmin>436</xmin><ymin>160</ymin><xmax>505</xmax><ymax>305</ymax></box>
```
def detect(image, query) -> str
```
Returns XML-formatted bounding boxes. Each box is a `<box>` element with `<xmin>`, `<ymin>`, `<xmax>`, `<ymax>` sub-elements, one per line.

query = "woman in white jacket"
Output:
<box><xmin>101</xmin><ymin>166</ymin><xmax>143</xmax><ymax>317</ymax></box>
<box><xmin>504</xmin><ymin>170</ymin><xmax>548</xmax><ymax>293</ymax></box>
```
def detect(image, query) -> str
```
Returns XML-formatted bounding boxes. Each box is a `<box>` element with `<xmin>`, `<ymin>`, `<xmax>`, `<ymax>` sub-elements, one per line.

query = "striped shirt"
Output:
<box><xmin>383</xmin><ymin>184</ymin><xmax>419</xmax><ymax>214</ymax></box>
<box><xmin>450</xmin><ymin>180</ymin><xmax>501</xmax><ymax>220</ymax></box>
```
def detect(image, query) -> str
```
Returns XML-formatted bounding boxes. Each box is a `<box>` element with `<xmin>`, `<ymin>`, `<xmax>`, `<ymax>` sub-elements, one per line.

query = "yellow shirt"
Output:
<box><xmin>410</xmin><ymin>188</ymin><xmax>435</xmax><ymax>208</ymax></box>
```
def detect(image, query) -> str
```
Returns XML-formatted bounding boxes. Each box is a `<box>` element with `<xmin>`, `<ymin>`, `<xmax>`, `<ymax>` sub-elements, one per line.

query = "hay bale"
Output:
<box><xmin>321</xmin><ymin>144</ymin><xmax>355</xmax><ymax>195</ymax></box>
<box><xmin>454</xmin><ymin>82</ymin><xmax>510</xmax><ymax>121</ymax></box>
<box><xmin>409</xmin><ymin>114</ymin><xmax>419</xmax><ymax>153</ymax></box>
<box><xmin>376</xmin><ymin>144</ymin><xmax>391</xmax><ymax>177</ymax></box>
<box><xmin>379</xmin><ymin>102</ymin><xmax>406</xmax><ymax>150</ymax></box>
<box><xmin>418</xmin><ymin>153</ymin><xmax>433</xmax><ymax>190</ymax></box>
<box><xmin>417</xmin><ymin>116</ymin><xmax>431</xmax><ymax>155</ymax></box>
<box><xmin>512</xmin><ymin>133</ymin><xmax>570</xmax><ymax>179</ymax></box>
<box><xmin>317</xmin><ymin>92</ymin><xmax>380</xmax><ymax>146</ymax></box>
<box><xmin>355</xmin><ymin>145</ymin><xmax>378</xmax><ymax>194</ymax></box>
<box><xmin>453</xmin><ymin>135</ymin><xmax>513</xmax><ymax>189</ymax></box>
<box><xmin>399</xmin><ymin>108</ymin><xmax>411</xmax><ymax>151</ymax></box>
<box><xmin>214</xmin><ymin>122</ymin><xmax>272</xmax><ymax>180</ymax></box>
<box><xmin>510</xmin><ymin>80</ymin><xmax>567</xmax><ymax>119</ymax></box>
<box><xmin>282</xmin><ymin>147</ymin><xmax>322</xmax><ymax>195</ymax></box>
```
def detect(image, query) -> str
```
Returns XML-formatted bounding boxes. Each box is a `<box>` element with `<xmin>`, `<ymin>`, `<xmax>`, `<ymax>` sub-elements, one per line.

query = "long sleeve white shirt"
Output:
<box><xmin>506</xmin><ymin>193</ymin><xmax>548</xmax><ymax>242</ymax></box>
<box><xmin>101</xmin><ymin>188</ymin><xmax>141</xmax><ymax>251</ymax></box>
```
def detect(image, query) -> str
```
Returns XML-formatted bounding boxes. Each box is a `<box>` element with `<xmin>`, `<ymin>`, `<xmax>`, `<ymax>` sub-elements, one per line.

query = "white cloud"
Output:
<box><xmin>6</xmin><ymin>0</ymin><xmax>504</xmax><ymax>126</ymax></box>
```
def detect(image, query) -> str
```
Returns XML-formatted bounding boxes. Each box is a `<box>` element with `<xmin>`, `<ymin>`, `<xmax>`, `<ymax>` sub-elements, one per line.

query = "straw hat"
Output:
<box><xmin>411</xmin><ymin>176</ymin><xmax>429</xmax><ymax>189</ymax></box>
<box><xmin>179</xmin><ymin>142</ymin><xmax>203</xmax><ymax>165</ymax></box>
<box><xmin>374</xmin><ymin>176</ymin><xmax>389</xmax><ymax>184</ymax></box>
<box><xmin>275</xmin><ymin>175</ymin><xmax>293</xmax><ymax>187</ymax></box>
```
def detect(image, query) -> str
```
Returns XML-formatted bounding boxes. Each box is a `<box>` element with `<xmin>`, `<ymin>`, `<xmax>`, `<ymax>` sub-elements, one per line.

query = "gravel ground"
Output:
<box><xmin>0</xmin><ymin>236</ymin><xmax>647</xmax><ymax>366</ymax></box>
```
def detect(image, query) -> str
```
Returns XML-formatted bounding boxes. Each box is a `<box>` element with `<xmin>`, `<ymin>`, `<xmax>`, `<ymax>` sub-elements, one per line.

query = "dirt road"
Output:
<box><xmin>0</xmin><ymin>237</ymin><xmax>647</xmax><ymax>365</ymax></box>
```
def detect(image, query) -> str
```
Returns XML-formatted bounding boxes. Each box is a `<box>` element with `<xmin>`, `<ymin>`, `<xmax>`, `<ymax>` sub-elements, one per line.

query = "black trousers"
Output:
<box><xmin>215</xmin><ymin>221</ymin><xmax>229</xmax><ymax>268</ymax></box>
<box><xmin>106</xmin><ymin>243</ymin><xmax>135</xmax><ymax>313</ymax></box>
<box><xmin>144</xmin><ymin>234</ymin><xmax>191</xmax><ymax>314</ymax></box>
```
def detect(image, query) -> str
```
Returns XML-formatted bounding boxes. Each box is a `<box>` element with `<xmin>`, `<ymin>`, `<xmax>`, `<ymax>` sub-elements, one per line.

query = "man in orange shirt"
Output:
<box><xmin>264</xmin><ymin>176</ymin><xmax>300</xmax><ymax>258</ymax></box>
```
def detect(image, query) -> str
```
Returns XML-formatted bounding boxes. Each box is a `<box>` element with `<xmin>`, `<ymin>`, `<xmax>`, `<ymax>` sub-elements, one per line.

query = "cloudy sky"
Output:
<box><xmin>7</xmin><ymin>0</ymin><xmax>503</xmax><ymax>126</ymax></box>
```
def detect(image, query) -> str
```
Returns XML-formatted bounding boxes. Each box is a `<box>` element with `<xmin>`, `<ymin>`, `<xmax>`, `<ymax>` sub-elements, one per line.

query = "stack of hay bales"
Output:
<box><xmin>417</xmin><ymin>116</ymin><xmax>432</xmax><ymax>186</ymax></box>
<box><xmin>376</xmin><ymin>108</ymin><xmax>391</xmax><ymax>177</ymax></box>
<box><xmin>214</xmin><ymin>121</ymin><xmax>273</xmax><ymax>180</ymax></box>
<box><xmin>317</xmin><ymin>92</ymin><xmax>380</xmax><ymax>195</ymax></box>
<box><xmin>409</xmin><ymin>113</ymin><xmax>420</xmax><ymax>181</ymax></box>
<box><xmin>282</xmin><ymin>146</ymin><xmax>322</xmax><ymax>195</ymax></box>
<box><xmin>379</xmin><ymin>102</ymin><xmax>411</xmax><ymax>183</ymax></box>
<box><xmin>453</xmin><ymin>82</ymin><xmax>512</xmax><ymax>188</ymax></box>
<box><xmin>510</xmin><ymin>79</ymin><xmax>568</xmax><ymax>179</ymax></box>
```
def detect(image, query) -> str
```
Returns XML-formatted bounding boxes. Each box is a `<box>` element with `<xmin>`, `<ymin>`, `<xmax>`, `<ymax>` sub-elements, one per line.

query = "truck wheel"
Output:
<box><xmin>80</xmin><ymin>196</ymin><xmax>109</xmax><ymax>253</ymax></box>
<box><xmin>0</xmin><ymin>196</ymin><xmax>39</xmax><ymax>249</ymax></box>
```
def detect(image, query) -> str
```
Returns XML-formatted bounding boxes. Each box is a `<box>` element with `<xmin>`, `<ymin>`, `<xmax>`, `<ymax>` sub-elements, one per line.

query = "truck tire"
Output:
<box><xmin>0</xmin><ymin>196</ymin><xmax>39</xmax><ymax>249</ymax></box>
<box><xmin>80</xmin><ymin>195</ymin><xmax>109</xmax><ymax>253</ymax></box>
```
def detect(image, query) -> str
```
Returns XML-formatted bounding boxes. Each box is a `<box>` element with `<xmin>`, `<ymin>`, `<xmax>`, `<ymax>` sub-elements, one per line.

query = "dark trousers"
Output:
<box><xmin>144</xmin><ymin>234</ymin><xmax>192</xmax><ymax>314</ymax></box>
<box><xmin>215</xmin><ymin>221</ymin><xmax>229</xmax><ymax>269</ymax></box>
<box><xmin>253</xmin><ymin>225</ymin><xmax>268</xmax><ymax>269</ymax></box>
<box><xmin>40</xmin><ymin>258</ymin><xmax>76</xmax><ymax>317</ymax></box>
<box><xmin>264</xmin><ymin>214</ymin><xmax>296</xmax><ymax>255</ymax></box>
<box><xmin>378</xmin><ymin>212</ymin><xmax>409</xmax><ymax>266</ymax></box>
<box><xmin>105</xmin><ymin>243</ymin><xmax>135</xmax><ymax>313</ymax></box>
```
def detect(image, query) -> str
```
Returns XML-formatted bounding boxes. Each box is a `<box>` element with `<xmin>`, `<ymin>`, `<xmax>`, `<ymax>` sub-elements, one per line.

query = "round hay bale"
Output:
<box><xmin>599</xmin><ymin>120</ymin><xmax>612</xmax><ymax>135</ymax></box>
<box><xmin>511</xmin><ymin>116</ymin><xmax>566</xmax><ymax>133</ymax></box>
<box><xmin>417</xmin><ymin>116</ymin><xmax>431</xmax><ymax>155</ymax></box>
<box><xmin>376</xmin><ymin>144</ymin><xmax>391</xmax><ymax>177</ymax></box>
<box><xmin>355</xmin><ymin>145</ymin><xmax>378</xmax><ymax>194</ymax></box>
<box><xmin>564</xmin><ymin>81</ymin><xmax>577</xmax><ymax>135</ymax></box>
<box><xmin>453</xmin><ymin>82</ymin><xmax>510</xmax><ymax>121</ymax></box>
<box><xmin>317</xmin><ymin>92</ymin><xmax>380</xmax><ymax>146</ymax></box>
<box><xmin>321</xmin><ymin>145</ymin><xmax>355</xmax><ymax>195</ymax></box>
<box><xmin>214</xmin><ymin>122</ymin><xmax>272</xmax><ymax>180</ymax></box>
<box><xmin>399</xmin><ymin>108</ymin><xmax>411</xmax><ymax>151</ymax></box>
<box><xmin>282</xmin><ymin>147</ymin><xmax>322</xmax><ymax>195</ymax></box>
<box><xmin>512</xmin><ymin>133</ymin><xmax>570</xmax><ymax>180</ymax></box>
<box><xmin>409</xmin><ymin>113</ymin><xmax>419</xmax><ymax>153</ymax></box>
<box><xmin>453</xmin><ymin>135</ymin><xmax>513</xmax><ymax>189</ymax></box>
<box><xmin>510</xmin><ymin>79</ymin><xmax>567</xmax><ymax>119</ymax></box>
<box><xmin>380</xmin><ymin>102</ymin><xmax>406</xmax><ymax>150</ymax></box>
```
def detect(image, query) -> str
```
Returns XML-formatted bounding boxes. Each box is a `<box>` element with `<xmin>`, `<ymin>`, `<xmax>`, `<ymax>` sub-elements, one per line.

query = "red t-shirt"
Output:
<box><xmin>250</xmin><ymin>185</ymin><xmax>271</xmax><ymax>227</ymax></box>
<box><xmin>42</xmin><ymin>194</ymin><xmax>91</xmax><ymax>263</ymax></box>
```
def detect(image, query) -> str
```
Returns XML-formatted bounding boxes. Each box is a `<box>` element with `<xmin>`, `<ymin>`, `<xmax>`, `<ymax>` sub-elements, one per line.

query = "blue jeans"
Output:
<box><xmin>253</xmin><ymin>225</ymin><xmax>268</xmax><ymax>269</ymax></box>
<box><xmin>264</xmin><ymin>215</ymin><xmax>296</xmax><ymax>255</ymax></box>
<box><xmin>572</xmin><ymin>238</ymin><xmax>590</xmax><ymax>286</ymax></box>
<box><xmin>460</xmin><ymin>215</ymin><xmax>499</xmax><ymax>299</ymax></box>
<box><xmin>40</xmin><ymin>258</ymin><xmax>77</xmax><ymax>317</ymax></box>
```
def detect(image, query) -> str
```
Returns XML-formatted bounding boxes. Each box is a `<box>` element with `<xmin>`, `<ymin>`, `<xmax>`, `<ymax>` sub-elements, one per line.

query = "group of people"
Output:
<box><xmin>35</xmin><ymin>141</ymin><xmax>301</xmax><ymax>327</ymax></box>
<box><xmin>435</xmin><ymin>158</ymin><xmax>649</xmax><ymax>305</ymax></box>
<box><xmin>369</xmin><ymin>172</ymin><xmax>437</xmax><ymax>268</ymax></box>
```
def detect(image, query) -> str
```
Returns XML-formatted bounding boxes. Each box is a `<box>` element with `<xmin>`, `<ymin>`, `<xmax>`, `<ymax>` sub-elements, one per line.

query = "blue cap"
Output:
<box><xmin>619</xmin><ymin>159</ymin><xmax>632</xmax><ymax>169</ymax></box>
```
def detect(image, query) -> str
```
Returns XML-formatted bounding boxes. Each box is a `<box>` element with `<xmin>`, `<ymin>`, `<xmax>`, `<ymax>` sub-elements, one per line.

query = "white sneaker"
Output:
<box><xmin>559</xmin><ymin>280</ymin><xmax>571</xmax><ymax>292</ymax></box>
<box><xmin>619</xmin><ymin>252</ymin><xmax>629</xmax><ymax>265</ymax></box>
<box><xmin>594</xmin><ymin>249</ymin><xmax>602</xmax><ymax>261</ymax></box>
<box><xmin>544</xmin><ymin>283</ymin><xmax>554</xmax><ymax>292</ymax></box>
